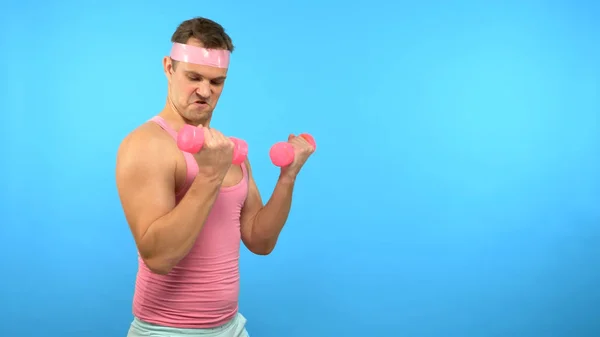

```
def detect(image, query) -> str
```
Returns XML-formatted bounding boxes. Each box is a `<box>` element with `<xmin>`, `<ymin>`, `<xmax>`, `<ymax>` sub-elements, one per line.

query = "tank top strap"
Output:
<box><xmin>149</xmin><ymin>116</ymin><xmax>178</xmax><ymax>139</ymax></box>
<box><xmin>148</xmin><ymin>116</ymin><xmax>199</xmax><ymax>199</ymax></box>
<box><xmin>178</xmin><ymin>152</ymin><xmax>199</xmax><ymax>199</ymax></box>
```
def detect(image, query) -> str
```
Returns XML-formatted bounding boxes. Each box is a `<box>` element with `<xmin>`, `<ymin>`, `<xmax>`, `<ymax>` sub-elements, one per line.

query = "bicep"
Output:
<box><xmin>240</xmin><ymin>159</ymin><xmax>263</xmax><ymax>243</ymax></box>
<box><xmin>116</xmin><ymin>134</ymin><xmax>176</xmax><ymax>250</ymax></box>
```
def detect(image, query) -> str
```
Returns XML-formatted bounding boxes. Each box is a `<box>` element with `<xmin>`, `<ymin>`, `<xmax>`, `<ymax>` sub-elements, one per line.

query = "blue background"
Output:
<box><xmin>1</xmin><ymin>1</ymin><xmax>599</xmax><ymax>336</ymax></box>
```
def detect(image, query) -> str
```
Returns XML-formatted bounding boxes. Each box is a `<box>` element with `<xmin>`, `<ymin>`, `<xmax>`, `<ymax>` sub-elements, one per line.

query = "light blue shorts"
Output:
<box><xmin>126</xmin><ymin>313</ymin><xmax>249</xmax><ymax>337</ymax></box>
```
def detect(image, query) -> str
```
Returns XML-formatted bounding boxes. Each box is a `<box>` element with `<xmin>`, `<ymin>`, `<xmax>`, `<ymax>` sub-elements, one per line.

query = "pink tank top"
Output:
<box><xmin>131</xmin><ymin>116</ymin><xmax>249</xmax><ymax>329</ymax></box>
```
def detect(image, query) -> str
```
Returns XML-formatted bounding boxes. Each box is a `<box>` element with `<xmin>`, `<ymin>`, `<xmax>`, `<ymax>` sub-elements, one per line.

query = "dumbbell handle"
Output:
<box><xmin>269</xmin><ymin>133</ymin><xmax>316</xmax><ymax>167</ymax></box>
<box><xmin>177</xmin><ymin>125</ymin><xmax>248</xmax><ymax>165</ymax></box>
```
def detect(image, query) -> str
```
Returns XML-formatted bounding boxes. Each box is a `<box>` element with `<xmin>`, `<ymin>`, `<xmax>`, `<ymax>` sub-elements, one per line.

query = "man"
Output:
<box><xmin>115</xmin><ymin>17</ymin><xmax>315</xmax><ymax>337</ymax></box>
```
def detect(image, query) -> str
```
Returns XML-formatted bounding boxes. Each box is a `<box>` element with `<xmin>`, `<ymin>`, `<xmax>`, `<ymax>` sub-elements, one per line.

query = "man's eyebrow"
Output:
<box><xmin>184</xmin><ymin>71</ymin><xmax>226</xmax><ymax>81</ymax></box>
<box><xmin>184</xmin><ymin>71</ymin><xmax>201</xmax><ymax>77</ymax></box>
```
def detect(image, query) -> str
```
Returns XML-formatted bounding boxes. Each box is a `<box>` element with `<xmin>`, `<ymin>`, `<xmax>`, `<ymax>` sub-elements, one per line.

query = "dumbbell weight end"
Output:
<box><xmin>230</xmin><ymin>137</ymin><xmax>249</xmax><ymax>165</ymax></box>
<box><xmin>269</xmin><ymin>142</ymin><xmax>295</xmax><ymax>167</ymax></box>
<box><xmin>177</xmin><ymin>125</ymin><xmax>205</xmax><ymax>153</ymax></box>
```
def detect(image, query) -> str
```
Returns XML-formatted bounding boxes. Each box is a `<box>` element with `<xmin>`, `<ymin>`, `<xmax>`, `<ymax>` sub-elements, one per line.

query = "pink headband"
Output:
<box><xmin>169</xmin><ymin>42</ymin><xmax>230</xmax><ymax>68</ymax></box>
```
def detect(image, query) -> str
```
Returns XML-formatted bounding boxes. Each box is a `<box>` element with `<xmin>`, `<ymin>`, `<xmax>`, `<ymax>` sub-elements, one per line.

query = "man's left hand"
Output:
<box><xmin>280</xmin><ymin>134</ymin><xmax>315</xmax><ymax>179</ymax></box>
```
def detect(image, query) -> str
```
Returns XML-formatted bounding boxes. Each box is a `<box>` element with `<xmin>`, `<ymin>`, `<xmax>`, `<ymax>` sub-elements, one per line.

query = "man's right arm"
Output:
<box><xmin>115</xmin><ymin>128</ymin><xmax>222</xmax><ymax>275</ymax></box>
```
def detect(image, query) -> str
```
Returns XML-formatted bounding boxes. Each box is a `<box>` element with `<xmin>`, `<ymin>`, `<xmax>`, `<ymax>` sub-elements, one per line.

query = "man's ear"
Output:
<box><xmin>163</xmin><ymin>56</ymin><xmax>174</xmax><ymax>81</ymax></box>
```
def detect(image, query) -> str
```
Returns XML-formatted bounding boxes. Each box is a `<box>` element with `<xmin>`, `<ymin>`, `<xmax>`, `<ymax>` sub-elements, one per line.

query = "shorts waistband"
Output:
<box><xmin>129</xmin><ymin>313</ymin><xmax>245</xmax><ymax>336</ymax></box>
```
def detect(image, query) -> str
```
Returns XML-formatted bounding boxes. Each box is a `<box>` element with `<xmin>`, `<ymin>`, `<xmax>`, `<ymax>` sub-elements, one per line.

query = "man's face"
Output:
<box><xmin>164</xmin><ymin>40</ymin><xmax>228</xmax><ymax>125</ymax></box>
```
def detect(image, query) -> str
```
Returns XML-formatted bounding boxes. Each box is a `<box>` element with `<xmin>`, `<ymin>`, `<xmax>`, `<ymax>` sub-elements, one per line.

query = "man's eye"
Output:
<box><xmin>189</xmin><ymin>77</ymin><xmax>200</xmax><ymax>81</ymax></box>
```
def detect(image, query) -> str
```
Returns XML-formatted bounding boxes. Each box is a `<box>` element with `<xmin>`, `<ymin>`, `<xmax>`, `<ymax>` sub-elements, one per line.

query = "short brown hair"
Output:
<box><xmin>171</xmin><ymin>17</ymin><xmax>234</xmax><ymax>52</ymax></box>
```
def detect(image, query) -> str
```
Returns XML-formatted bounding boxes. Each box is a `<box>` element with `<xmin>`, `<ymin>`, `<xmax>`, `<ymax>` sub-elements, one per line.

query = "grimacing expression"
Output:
<box><xmin>166</xmin><ymin>55</ymin><xmax>228</xmax><ymax>123</ymax></box>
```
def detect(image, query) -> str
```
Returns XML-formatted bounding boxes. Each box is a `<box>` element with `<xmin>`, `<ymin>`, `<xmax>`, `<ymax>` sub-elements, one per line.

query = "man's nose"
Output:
<box><xmin>196</xmin><ymin>81</ymin><xmax>211</xmax><ymax>98</ymax></box>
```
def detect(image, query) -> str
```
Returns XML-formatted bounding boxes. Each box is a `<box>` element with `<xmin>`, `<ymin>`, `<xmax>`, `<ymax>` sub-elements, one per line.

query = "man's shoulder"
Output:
<box><xmin>119</xmin><ymin>121</ymin><xmax>170</xmax><ymax>151</ymax></box>
<box><xmin>117</xmin><ymin>121</ymin><xmax>175</xmax><ymax>167</ymax></box>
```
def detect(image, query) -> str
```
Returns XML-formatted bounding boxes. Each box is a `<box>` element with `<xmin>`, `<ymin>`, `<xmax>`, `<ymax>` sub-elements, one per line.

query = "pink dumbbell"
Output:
<box><xmin>177</xmin><ymin>125</ymin><xmax>248</xmax><ymax>165</ymax></box>
<box><xmin>269</xmin><ymin>133</ymin><xmax>316</xmax><ymax>167</ymax></box>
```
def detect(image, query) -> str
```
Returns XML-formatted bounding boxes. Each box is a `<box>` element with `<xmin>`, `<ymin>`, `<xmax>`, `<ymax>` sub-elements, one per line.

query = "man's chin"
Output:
<box><xmin>185</xmin><ymin>108</ymin><xmax>212</xmax><ymax>122</ymax></box>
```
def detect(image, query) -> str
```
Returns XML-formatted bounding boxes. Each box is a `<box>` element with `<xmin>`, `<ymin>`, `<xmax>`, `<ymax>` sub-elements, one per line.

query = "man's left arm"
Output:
<box><xmin>240</xmin><ymin>134</ymin><xmax>315</xmax><ymax>255</ymax></box>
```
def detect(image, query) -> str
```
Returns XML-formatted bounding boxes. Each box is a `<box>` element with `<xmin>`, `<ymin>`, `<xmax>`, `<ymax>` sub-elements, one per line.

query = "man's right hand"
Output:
<box><xmin>193</xmin><ymin>127</ymin><xmax>235</xmax><ymax>182</ymax></box>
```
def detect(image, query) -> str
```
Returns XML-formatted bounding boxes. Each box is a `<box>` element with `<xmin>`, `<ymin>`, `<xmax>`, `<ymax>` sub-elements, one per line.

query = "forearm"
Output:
<box><xmin>142</xmin><ymin>175</ymin><xmax>222</xmax><ymax>273</ymax></box>
<box><xmin>251</xmin><ymin>174</ymin><xmax>296</xmax><ymax>249</ymax></box>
